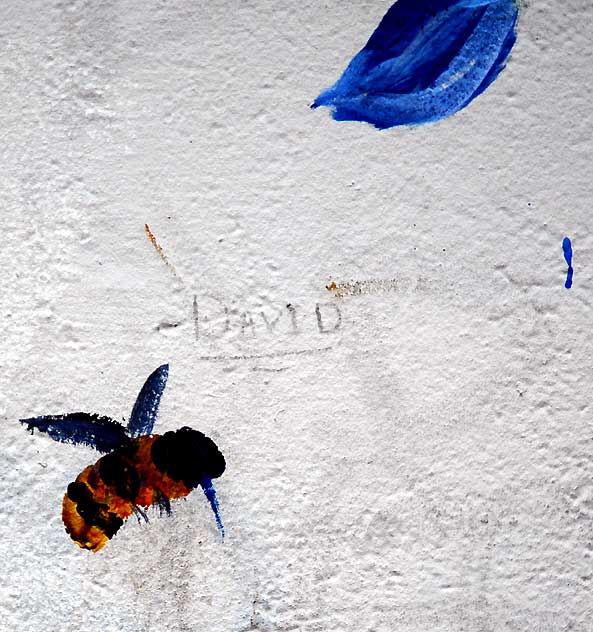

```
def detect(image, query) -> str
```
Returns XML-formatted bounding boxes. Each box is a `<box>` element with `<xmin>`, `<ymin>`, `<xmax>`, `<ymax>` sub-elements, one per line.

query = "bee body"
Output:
<box><xmin>62</xmin><ymin>427</ymin><xmax>225</xmax><ymax>552</ymax></box>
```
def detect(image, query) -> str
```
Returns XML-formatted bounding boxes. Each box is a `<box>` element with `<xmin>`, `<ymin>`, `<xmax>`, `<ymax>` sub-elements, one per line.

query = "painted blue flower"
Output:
<box><xmin>312</xmin><ymin>0</ymin><xmax>519</xmax><ymax>129</ymax></box>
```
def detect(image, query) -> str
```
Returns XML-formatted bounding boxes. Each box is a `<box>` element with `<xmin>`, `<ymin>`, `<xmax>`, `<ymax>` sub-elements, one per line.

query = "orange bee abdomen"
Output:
<box><xmin>62</xmin><ymin>435</ymin><xmax>193</xmax><ymax>552</ymax></box>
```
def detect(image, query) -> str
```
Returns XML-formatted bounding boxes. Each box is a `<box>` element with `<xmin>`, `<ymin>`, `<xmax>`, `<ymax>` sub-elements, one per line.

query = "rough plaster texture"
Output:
<box><xmin>1</xmin><ymin>1</ymin><xmax>592</xmax><ymax>630</ymax></box>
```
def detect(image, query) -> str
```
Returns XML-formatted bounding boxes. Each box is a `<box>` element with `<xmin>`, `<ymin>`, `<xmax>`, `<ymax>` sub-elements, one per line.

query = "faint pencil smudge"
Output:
<box><xmin>154</xmin><ymin>321</ymin><xmax>182</xmax><ymax>332</ymax></box>
<box><xmin>144</xmin><ymin>223</ymin><xmax>180</xmax><ymax>280</ymax></box>
<box><xmin>251</xmin><ymin>366</ymin><xmax>291</xmax><ymax>373</ymax></box>
<box><xmin>195</xmin><ymin>346</ymin><xmax>335</xmax><ymax>362</ymax></box>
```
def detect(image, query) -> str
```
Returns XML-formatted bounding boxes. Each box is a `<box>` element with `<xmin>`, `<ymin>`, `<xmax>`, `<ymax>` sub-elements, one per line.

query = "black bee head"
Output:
<box><xmin>151</xmin><ymin>426</ymin><xmax>226</xmax><ymax>489</ymax></box>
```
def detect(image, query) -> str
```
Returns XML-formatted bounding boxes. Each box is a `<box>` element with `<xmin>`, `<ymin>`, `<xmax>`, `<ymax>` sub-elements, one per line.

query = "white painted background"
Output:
<box><xmin>1</xmin><ymin>1</ymin><xmax>592</xmax><ymax>630</ymax></box>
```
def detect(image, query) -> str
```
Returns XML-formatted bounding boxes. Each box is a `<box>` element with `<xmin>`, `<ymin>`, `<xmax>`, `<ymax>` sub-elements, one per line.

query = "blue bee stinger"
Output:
<box><xmin>312</xmin><ymin>0</ymin><xmax>519</xmax><ymax>129</ymax></box>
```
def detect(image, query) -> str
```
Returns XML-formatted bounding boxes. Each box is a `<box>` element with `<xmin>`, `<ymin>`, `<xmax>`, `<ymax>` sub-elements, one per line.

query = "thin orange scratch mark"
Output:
<box><xmin>144</xmin><ymin>223</ymin><xmax>180</xmax><ymax>279</ymax></box>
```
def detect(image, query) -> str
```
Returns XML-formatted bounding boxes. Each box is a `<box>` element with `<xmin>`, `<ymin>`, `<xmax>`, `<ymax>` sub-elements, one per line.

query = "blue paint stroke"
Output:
<box><xmin>20</xmin><ymin>413</ymin><xmax>130</xmax><ymax>453</ymax></box>
<box><xmin>312</xmin><ymin>0</ymin><xmax>519</xmax><ymax>129</ymax></box>
<box><xmin>128</xmin><ymin>363</ymin><xmax>169</xmax><ymax>437</ymax></box>
<box><xmin>563</xmin><ymin>237</ymin><xmax>573</xmax><ymax>289</ymax></box>
<box><xmin>201</xmin><ymin>477</ymin><xmax>225</xmax><ymax>538</ymax></box>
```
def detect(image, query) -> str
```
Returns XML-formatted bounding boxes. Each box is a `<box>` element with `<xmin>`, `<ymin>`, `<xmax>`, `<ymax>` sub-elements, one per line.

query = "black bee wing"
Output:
<box><xmin>127</xmin><ymin>364</ymin><xmax>169</xmax><ymax>437</ymax></box>
<box><xmin>20</xmin><ymin>412</ymin><xmax>131</xmax><ymax>453</ymax></box>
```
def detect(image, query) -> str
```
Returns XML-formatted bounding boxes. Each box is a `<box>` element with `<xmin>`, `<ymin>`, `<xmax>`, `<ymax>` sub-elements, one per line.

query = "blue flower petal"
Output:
<box><xmin>312</xmin><ymin>0</ymin><xmax>519</xmax><ymax>129</ymax></box>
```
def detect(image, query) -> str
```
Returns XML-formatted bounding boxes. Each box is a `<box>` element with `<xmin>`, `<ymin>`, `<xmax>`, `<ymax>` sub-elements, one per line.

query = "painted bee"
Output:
<box><xmin>20</xmin><ymin>364</ymin><xmax>226</xmax><ymax>552</ymax></box>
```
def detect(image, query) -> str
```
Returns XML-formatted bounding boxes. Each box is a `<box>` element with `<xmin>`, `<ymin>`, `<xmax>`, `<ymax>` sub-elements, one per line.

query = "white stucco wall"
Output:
<box><xmin>1</xmin><ymin>1</ymin><xmax>592</xmax><ymax>630</ymax></box>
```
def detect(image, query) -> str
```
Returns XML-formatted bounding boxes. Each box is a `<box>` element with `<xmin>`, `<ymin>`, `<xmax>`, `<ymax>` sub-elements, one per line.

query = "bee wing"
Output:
<box><xmin>127</xmin><ymin>364</ymin><xmax>169</xmax><ymax>437</ymax></box>
<box><xmin>20</xmin><ymin>413</ymin><xmax>130</xmax><ymax>453</ymax></box>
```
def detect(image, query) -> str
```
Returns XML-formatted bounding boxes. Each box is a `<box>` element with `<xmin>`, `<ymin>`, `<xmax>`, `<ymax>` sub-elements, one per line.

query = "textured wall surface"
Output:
<box><xmin>1</xmin><ymin>1</ymin><xmax>592</xmax><ymax>630</ymax></box>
